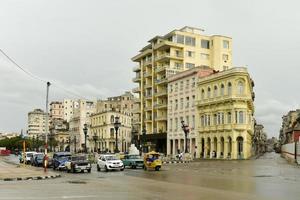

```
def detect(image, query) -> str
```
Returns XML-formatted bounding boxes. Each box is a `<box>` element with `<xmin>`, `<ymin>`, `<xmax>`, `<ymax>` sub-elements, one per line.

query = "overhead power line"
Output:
<box><xmin>0</xmin><ymin>49</ymin><xmax>91</xmax><ymax>100</ymax></box>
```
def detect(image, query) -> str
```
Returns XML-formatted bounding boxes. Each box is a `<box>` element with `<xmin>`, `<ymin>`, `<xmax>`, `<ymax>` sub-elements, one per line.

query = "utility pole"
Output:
<box><xmin>44</xmin><ymin>82</ymin><xmax>51</xmax><ymax>172</ymax></box>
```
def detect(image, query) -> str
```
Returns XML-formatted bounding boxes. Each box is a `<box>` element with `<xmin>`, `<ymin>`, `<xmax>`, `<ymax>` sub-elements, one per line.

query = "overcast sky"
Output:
<box><xmin>0</xmin><ymin>0</ymin><xmax>299</xmax><ymax>138</ymax></box>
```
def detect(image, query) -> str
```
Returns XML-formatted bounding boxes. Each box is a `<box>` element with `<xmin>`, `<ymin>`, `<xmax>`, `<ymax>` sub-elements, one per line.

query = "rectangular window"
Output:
<box><xmin>192</xmin><ymin>115</ymin><xmax>195</xmax><ymax>129</ymax></box>
<box><xmin>175</xmin><ymin>83</ymin><xmax>178</xmax><ymax>92</ymax></box>
<box><xmin>185</xmin><ymin>36</ymin><xmax>196</xmax><ymax>46</ymax></box>
<box><xmin>186</xmin><ymin>51</ymin><xmax>195</xmax><ymax>57</ymax></box>
<box><xmin>200</xmin><ymin>53</ymin><xmax>209</xmax><ymax>60</ymax></box>
<box><xmin>186</xmin><ymin>97</ymin><xmax>189</xmax><ymax>108</ymax></box>
<box><xmin>180</xmin><ymin>98</ymin><xmax>184</xmax><ymax>109</ymax></box>
<box><xmin>176</xmin><ymin>34</ymin><xmax>184</xmax><ymax>44</ymax></box>
<box><xmin>169</xmin><ymin>85</ymin><xmax>173</xmax><ymax>93</ymax></box>
<box><xmin>192</xmin><ymin>95</ymin><xmax>195</xmax><ymax>107</ymax></box>
<box><xmin>222</xmin><ymin>54</ymin><xmax>229</xmax><ymax>61</ymax></box>
<box><xmin>186</xmin><ymin>63</ymin><xmax>195</xmax><ymax>69</ymax></box>
<box><xmin>169</xmin><ymin>119</ymin><xmax>173</xmax><ymax>131</ymax></box>
<box><xmin>186</xmin><ymin>79</ymin><xmax>190</xmax><ymax>88</ymax></box>
<box><xmin>180</xmin><ymin>81</ymin><xmax>184</xmax><ymax>90</ymax></box>
<box><xmin>201</xmin><ymin>39</ymin><xmax>210</xmax><ymax>49</ymax></box>
<box><xmin>192</xmin><ymin>78</ymin><xmax>195</xmax><ymax>87</ymax></box>
<box><xmin>175</xmin><ymin>100</ymin><xmax>178</xmax><ymax>110</ymax></box>
<box><xmin>175</xmin><ymin>118</ymin><xmax>178</xmax><ymax>131</ymax></box>
<box><xmin>174</xmin><ymin>62</ymin><xmax>183</xmax><ymax>70</ymax></box>
<box><xmin>223</xmin><ymin>40</ymin><xmax>229</xmax><ymax>49</ymax></box>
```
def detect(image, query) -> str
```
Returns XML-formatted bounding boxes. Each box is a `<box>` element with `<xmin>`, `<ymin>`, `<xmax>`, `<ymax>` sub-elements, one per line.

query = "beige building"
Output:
<box><xmin>27</xmin><ymin>109</ymin><xmax>47</xmax><ymax>138</ymax></box>
<box><xmin>90</xmin><ymin>111</ymin><xmax>132</xmax><ymax>153</ymax></box>
<box><xmin>69</xmin><ymin>99</ymin><xmax>96</xmax><ymax>153</ymax></box>
<box><xmin>90</xmin><ymin>92</ymin><xmax>135</xmax><ymax>153</ymax></box>
<box><xmin>196</xmin><ymin>67</ymin><xmax>255</xmax><ymax>159</ymax></box>
<box><xmin>49</xmin><ymin>118</ymin><xmax>69</xmax><ymax>152</ymax></box>
<box><xmin>132</xmin><ymin>26</ymin><xmax>232</xmax><ymax>153</ymax></box>
<box><xmin>50</xmin><ymin>101</ymin><xmax>64</xmax><ymax>120</ymax></box>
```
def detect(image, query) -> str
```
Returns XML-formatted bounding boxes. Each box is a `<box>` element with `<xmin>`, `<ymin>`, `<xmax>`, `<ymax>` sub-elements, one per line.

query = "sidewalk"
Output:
<box><xmin>0</xmin><ymin>156</ymin><xmax>60</xmax><ymax>181</ymax></box>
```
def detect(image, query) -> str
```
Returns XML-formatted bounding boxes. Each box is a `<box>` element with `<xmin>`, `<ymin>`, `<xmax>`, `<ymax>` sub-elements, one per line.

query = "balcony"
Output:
<box><xmin>133</xmin><ymin>66</ymin><xmax>141</xmax><ymax>72</ymax></box>
<box><xmin>154</xmin><ymin>40</ymin><xmax>184</xmax><ymax>50</ymax></box>
<box><xmin>145</xmin><ymin>117</ymin><xmax>152</xmax><ymax>122</ymax></box>
<box><xmin>144</xmin><ymin>59</ymin><xmax>152</xmax><ymax>66</ymax></box>
<box><xmin>156</xmin><ymin>116</ymin><xmax>167</xmax><ymax>121</ymax></box>
<box><xmin>144</xmin><ymin>105</ymin><xmax>152</xmax><ymax>111</ymax></box>
<box><xmin>155</xmin><ymin>65</ymin><xmax>168</xmax><ymax>73</ymax></box>
<box><xmin>155</xmin><ymin>78</ymin><xmax>167</xmax><ymax>85</ymax></box>
<box><xmin>155</xmin><ymin>52</ymin><xmax>183</xmax><ymax>62</ymax></box>
<box><xmin>155</xmin><ymin>90</ymin><xmax>167</xmax><ymax>97</ymax></box>
<box><xmin>154</xmin><ymin>103</ymin><xmax>167</xmax><ymax>109</ymax></box>
<box><xmin>145</xmin><ymin>83</ymin><xmax>152</xmax><ymax>88</ymax></box>
<box><xmin>132</xmin><ymin>87</ymin><xmax>141</xmax><ymax>93</ymax></box>
<box><xmin>144</xmin><ymin>72</ymin><xmax>152</xmax><ymax>78</ymax></box>
<box><xmin>145</xmin><ymin>94</ymin><xmax>152</xmax><ymax>99</ymax></box>
<box><xmin>132</xmin><ymin>75</ymin><xmax>141</xmax><ymax>83</ymax></box>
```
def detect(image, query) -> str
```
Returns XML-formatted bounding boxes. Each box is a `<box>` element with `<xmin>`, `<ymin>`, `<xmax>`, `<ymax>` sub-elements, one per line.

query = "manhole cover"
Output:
<box><xmin>68</xmin><ymin>180</ymin><xmax>87</xmax><ymax>184</ymax></box>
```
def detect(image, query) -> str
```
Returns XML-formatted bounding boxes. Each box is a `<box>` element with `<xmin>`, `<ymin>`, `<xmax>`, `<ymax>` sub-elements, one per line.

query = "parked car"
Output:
<box><xmin>97</xmin><ymin>154</ymin><xmax>124</xmax><ymax>172</ymax></box>
<box><xmin>65</xmin><ymin>155</ymin><xmax>91</xmax><ymax>173</ymax></box>
<box><xmin>31</xmin><ymin>153</ymin><xmax>45</xmax><ymax>167</ymax></box>
<box><xmin>24</xmin><ymin>151</ymin><xmax>37</xmax><ymax>164</ymax></box>
<box><xmin>52</xmin><ymin>152</ymin><xmax>71</xmax><ymax>170</ymax></box>
<box><xmin>122</xmin><ymin>154</ymin><xmax>144</xmax><ymax>169</ymax></box>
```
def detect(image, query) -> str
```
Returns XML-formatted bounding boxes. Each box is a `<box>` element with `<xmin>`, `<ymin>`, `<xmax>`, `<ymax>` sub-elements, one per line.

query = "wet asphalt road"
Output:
<box><xmin>1</xmin><ymin>153</ymin><xmax>300</xmax><ymax>200</ymax></box>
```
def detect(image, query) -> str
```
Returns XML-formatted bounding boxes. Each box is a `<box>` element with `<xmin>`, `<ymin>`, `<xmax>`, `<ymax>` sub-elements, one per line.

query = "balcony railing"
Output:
<box><xmin>132</xmin><ymin>75</ymin><xmax>141</xmax><ymax>82</ymax></box>
<box><xmin>132</xmin><ymin>87</ymin><xmax>141</xmax><ymax>93</ymax></box>
<box><xmin>155</xmin><ymin>78</ymin><xmax>167</xmax><ymax>85</ymax></box>
<box><xmin>155</xmin><ymin>52</ymin><xmax>183</xmax><ymax>61</ymax></box>
<box><xmin>154</xmin><ymin>103</ymin><xmax>167</xmax><ymax>109</ymax></box>
<box><xmin>156</xmin><ymin>116</ymin><xmax>167</xmax><ymax>121</ymax></box>
<box><xmin>144</xmin><ymin>72</ymin><xmax>152</xmax><ymax>77</ymax></box>
<box><xmin>133</xmin><ymin>66</ymin><xmax>141</xmax><ymax>72</ymax></box>
<box><xmin>155</xmin><ymin>90</ymin><xmax>167</xmax><ymax>97</ymax></box>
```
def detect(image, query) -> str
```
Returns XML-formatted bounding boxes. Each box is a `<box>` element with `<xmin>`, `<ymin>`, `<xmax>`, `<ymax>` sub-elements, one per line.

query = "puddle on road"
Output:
<box><xmin>253</xmin><ymin>175</ymin><xmax>273</xmax><ymax>178</ymax></box>
<box><xmin>68</xmin><ymin>180</ymin><xmax>87</xmax><ymax>184</ymax></box>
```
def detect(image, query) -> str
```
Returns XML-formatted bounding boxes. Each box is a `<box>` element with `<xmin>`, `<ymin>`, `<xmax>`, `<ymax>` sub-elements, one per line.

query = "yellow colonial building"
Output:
<box><xmin>196</xmin><ymin>67</ymin><xmax>255</xmax><ymax>159</ymax></box>
<box><xmin>132</xmin><ymin>26</ymin><xmax>232</xmax><ymax>153</ymax></box>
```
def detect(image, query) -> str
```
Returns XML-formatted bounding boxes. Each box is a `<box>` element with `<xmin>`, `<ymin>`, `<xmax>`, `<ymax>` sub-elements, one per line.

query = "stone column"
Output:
<box><xmin>167</xmin><ymin>139</ymin><xmax>171</xmax><ymax>155</ymax></box>
<box><xmin>232</xmin><ymin>140</ymin><xmax>237</xmax><ymax>159</ymax></box>
<box><xmin>217</xmin><ymin>141</ymin><xmax>221</xmax><ymax>159</ymax></box>
<box><xmin>224</xmin><ymin>141</ymin><xmax>228</xmax><ymax>159</ymax></box>
<box><xmin>210</xmin><ymin>140</ymin><xmax>214</xmax><ymax>158</ymax></box>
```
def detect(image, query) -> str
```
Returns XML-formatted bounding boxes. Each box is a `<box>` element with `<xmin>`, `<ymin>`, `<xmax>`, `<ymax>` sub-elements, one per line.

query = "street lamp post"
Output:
<box><xmin>93</xmin><ymin>133</ymin><xmax>99</xmax><ymax>153</ymax></box>
<box><xmin>114</xmin><ymin>116</ymin><xmax>121</xmax><ymax>153</ymax></box>
<box><xmin>181</xmin><ymin>120</ymin><xmax>190</xmax><ymax>153</ymax></box>
<box><xmin>83</xmin><ymin>124</ymin><xmax>88</xmax><ymax>153</ymax></box>
<box><xmin>142</xmin><ymin>128</ymin><xmax>146</xmax><ymax>153</ymax></box>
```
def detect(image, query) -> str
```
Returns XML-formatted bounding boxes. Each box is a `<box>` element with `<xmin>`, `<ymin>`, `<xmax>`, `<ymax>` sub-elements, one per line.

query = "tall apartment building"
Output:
<box><xmin>167</xmin><ymin>66</ymin><xmax>214</xmax><ymax>157</ymax></box>
<box><xmin>132</xmin><ymin>26</ymin><xmax>232</xmax><ymax>153</ymax></box>
<box><xmin>63</xmin><ymin>99</ymin><xmax>75</xmax><ymax>122</ymax></box>
<box><xmin>69</xmin><ymin>99</ymin><xmax>96</xmax><ymax>153</ymax></box>
<box><xmin>196</xmin><ymin>67</ymin><xmax>255</xmax><ymax>159</ymax></box>
<box><xmin>27</xmin><ymin>109</ymin><xmax>47</xmax><ymax>138</ymax></box>
<box><xmin>90</xmin><ymin>92</ymin><xmax>135</xmax><ymax>153</ymax></box>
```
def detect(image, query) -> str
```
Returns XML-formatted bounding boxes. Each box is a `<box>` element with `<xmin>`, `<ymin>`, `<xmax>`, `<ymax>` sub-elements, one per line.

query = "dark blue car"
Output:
<box><xmin>52</xmin><ymin>152</ymin><xmax>71</xmax><ymax>170</ymax></box>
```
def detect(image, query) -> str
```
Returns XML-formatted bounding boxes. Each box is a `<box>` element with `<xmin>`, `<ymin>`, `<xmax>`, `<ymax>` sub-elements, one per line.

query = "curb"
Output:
<box><xmin>163</xmin><ymin>161</ymin><xmax>192</xmax><ymax>164</ymax></box>
<box><xmin>2</xmin><ymin>174</ymin><xmax>61</xmax><ymax>182</ymax></box>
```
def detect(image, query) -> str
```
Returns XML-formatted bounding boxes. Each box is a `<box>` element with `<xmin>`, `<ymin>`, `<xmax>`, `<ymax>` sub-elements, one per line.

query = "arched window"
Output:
<box><xmin>110</xmin><ymin>115</ymin><xmax>114</xmax><ymax>123</ymax></box>
<box><xmin>237</xmin><ymin>81</ymin><xmax>244</xmax><ymax>95</ymax></box>
<box><xmin>200</xmin><ymin>115</ymin><xmax>205</xmax><ymax>126</ymax></box>
<box><xmin>228</xmin><ymin>82</ymin><xmax>232</xmax><ymax>95</ymax></box>
<box><xmin>201</xmin><ymin>89</ymin><xmax>205</xmax><ymax>99</ymax></box>
<box><xmin>227</xmin><ymin>112</ymin><xmax>232</xmax><ymax>123</ymax></box>
<box><xmin>207</xmin><ymin>87</ymin><xmax>211</xmax><ymax>98</ymax></box>
<box><xmin>214</xmin><ymin>86</ymin><xmax>218</xmax><ymax>97</ymax></box>
<box><xmin>220</xmin><ymin>84</ymin><xmax>225</xmax><ymax>96</ymax></box>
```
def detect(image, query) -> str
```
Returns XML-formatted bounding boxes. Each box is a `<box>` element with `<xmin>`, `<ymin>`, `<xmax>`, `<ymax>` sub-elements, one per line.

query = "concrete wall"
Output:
<box><xmin>281</xmin><ymin>143</ymin><xmax>296</xmax><ymax>163</ymax></box>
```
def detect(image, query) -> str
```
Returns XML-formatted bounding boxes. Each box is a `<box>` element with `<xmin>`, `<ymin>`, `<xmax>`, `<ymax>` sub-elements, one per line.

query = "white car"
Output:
<box><xmin>25</xmin><ymin>151</ymin><xmax>37</xmax><ymax>164</ymax></box>
<box><xmin>97</xmin><ymin>154</ymin><xmax>124</xmax><ymax>172</ymax></box>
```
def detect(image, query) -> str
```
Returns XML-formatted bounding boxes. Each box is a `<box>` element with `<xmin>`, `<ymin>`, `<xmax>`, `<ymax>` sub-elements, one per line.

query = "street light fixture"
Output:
<box><xmin>83</xmin><ymin>123</ymin><xmax>88</xmax><ymax>153</ymax></box>
<box><xmin>114</xmin><ymin>116</ymin><xmax>121</xmax><ymax>153</ymax></box>
<box><xmin>92</xmin><ymin>133</ymin><xmax>99</xmax><ymax>153</ymax></box>
<box><xmin>181</xmin><ymin>120</ymin><xmax>189</xmax><ymax>153</ymax></box>
<box><xmin>142</xmin><ymin>128</ymin><xmax>146</xmax><ymax>153</ymax></box>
